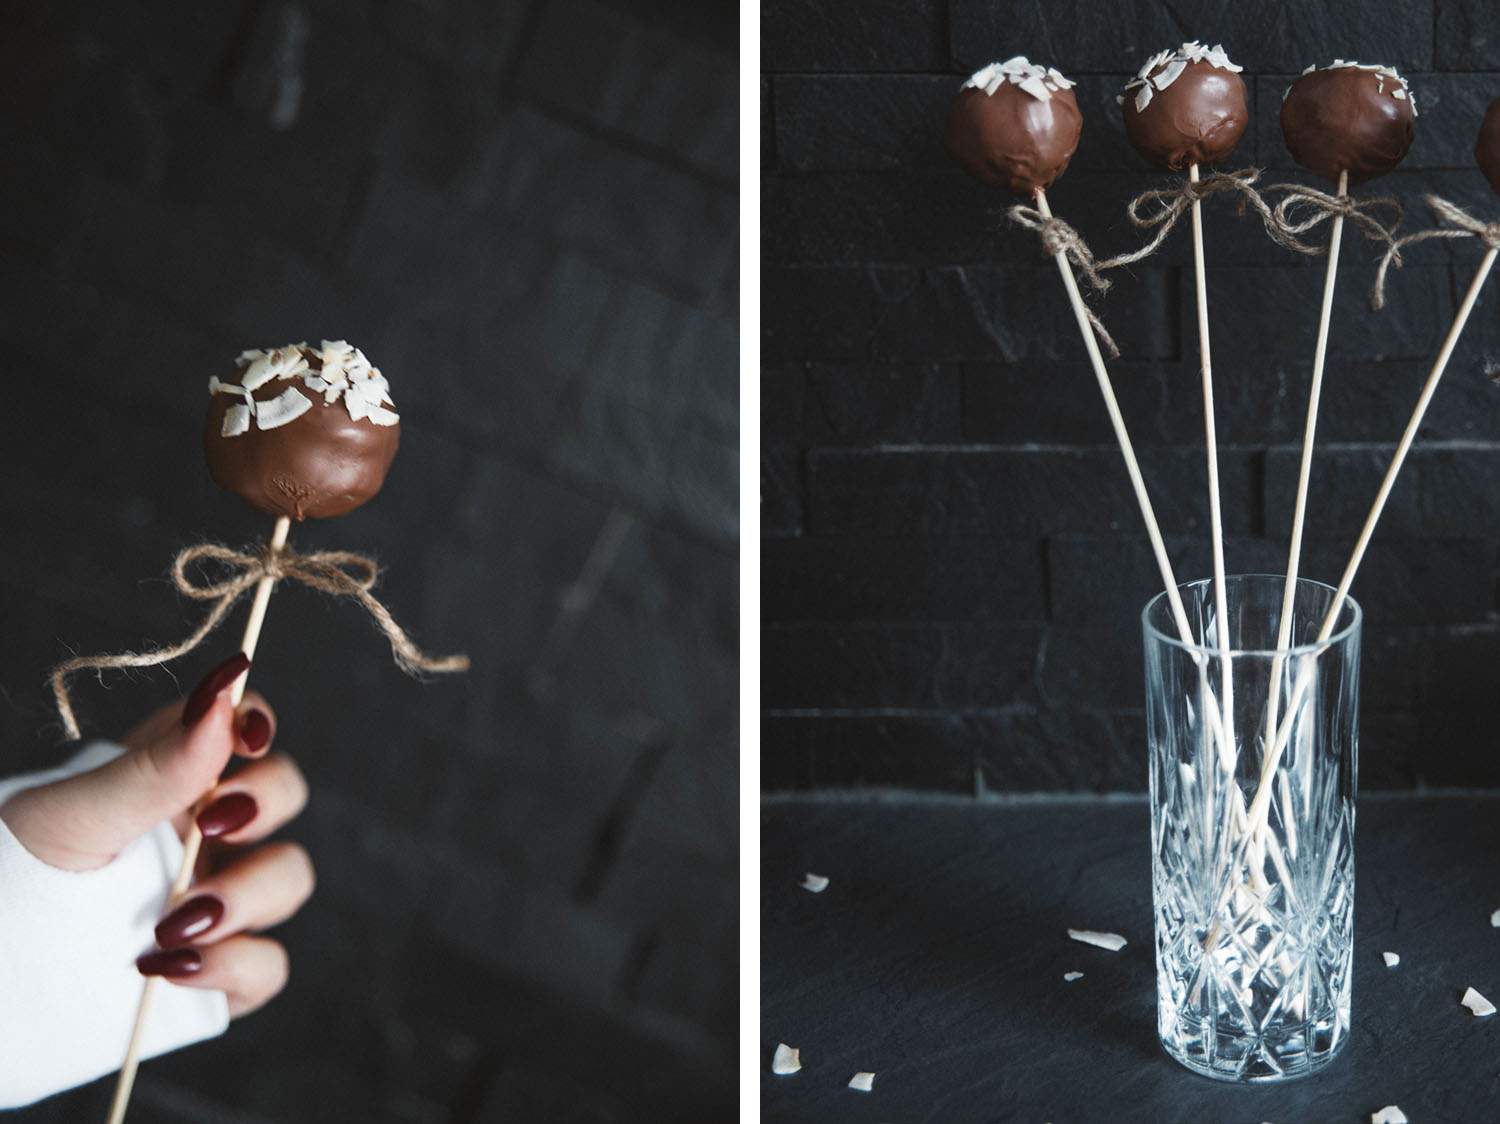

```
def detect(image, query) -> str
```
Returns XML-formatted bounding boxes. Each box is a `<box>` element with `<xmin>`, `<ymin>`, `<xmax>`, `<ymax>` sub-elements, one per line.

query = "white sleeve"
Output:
<box><xmin>0</xmin><ymin>741</ymin><xmax>230</xmax><ymax>1109</ymax></box>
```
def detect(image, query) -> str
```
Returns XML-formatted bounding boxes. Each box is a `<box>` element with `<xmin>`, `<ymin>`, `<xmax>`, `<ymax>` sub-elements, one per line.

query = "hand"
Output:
<box><xmin>0</xmin><ymin>654</ymin><xmax>314</xmax><ymax>1017</ymax></box>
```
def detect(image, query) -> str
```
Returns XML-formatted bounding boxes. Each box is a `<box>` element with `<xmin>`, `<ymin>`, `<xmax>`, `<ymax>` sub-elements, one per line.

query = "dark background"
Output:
<box><xmin>0</xmin><ymin>1</ymin><xmax>736</xmax><ymax>1121</ymax></box>
<box><xmin>762</xmin><ymin>0</ymin><xmax>1500</xmax><ymax>794</ymax></box>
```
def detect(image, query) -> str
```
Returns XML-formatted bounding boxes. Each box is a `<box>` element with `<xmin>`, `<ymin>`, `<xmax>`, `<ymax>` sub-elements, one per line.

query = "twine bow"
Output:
<box><xmin>1270</xmin><ymin>184</ymin><xmax>1403</xmax><ymax>254</ymax></box>
<box><xmin>51</xmin><ymin>541</ymin><xmax>469</xmax><ymax>740</ymax></box>
<box><xmin>1007</xmin><ymin>205</ymin><xmax>1123</xmax><ymax>358</ymax></box>
<box><xmin>1372</xmin><ymin>194</ymin><xmax>1500</xmax><ymax>309</ymax></box>
<box><xmin>1099</xmin><ymin>169</ymin><xmax>1299</xmax><ymax>264</ymax></box>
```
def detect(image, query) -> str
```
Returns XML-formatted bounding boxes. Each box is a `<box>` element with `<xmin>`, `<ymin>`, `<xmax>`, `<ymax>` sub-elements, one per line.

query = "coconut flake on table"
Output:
<box><xmin>848</xmin><ymin>1071</ymin><xmax>875</xmax><ymax>1092</ymax></box>
<box><xmin>1371</xmin><ymin>1107</ymin><xmax>1408</xmax><ymax>1124</ymax></box>
<box><xmin>1382</xmin><ymin>951</ymin><xmax>1400</xmax><ymax>968</ymax></box>
<box><xmin>1461</xmin><ymin>986</ymin><xmax>1497</xmax><ymax>1016</ymax></box>
<box><xmin>771</xmin><ymin>1044</ymin><xmax>801</xmax><ymax>1075</ymax></box>
<box><xmin>1490</xmin><ymin>907</ymin><xmax>1500</xmax><ymax>927</ymax></box>
<box><xmin>1063</xmin><ymin>971</ymin><xmax>1084</xmax><ymax>981</ymax></box>
<box><xmin>1068</xmin><ymin>928</ymin><xmax>1127</xmax><ymax>952</ymax></box>
<box><xmin>800</xmin><ymin>872</ymin><xmax>829</xmax><ymax>893</ymax></box>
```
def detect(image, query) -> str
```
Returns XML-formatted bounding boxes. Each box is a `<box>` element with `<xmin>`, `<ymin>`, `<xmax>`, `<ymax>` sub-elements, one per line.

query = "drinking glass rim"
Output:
<box><xmin>1141</xmin><ymin>573</ymin><xmax>1363</xmax><ymax>659</ymax></box>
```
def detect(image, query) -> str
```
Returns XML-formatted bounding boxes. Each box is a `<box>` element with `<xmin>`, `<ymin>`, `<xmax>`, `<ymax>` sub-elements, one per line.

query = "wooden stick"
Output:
<box><xmin>1254</xmin><ymin>168</ymin><xmax>1349</xmax><ymax>882</ymax></box>
<box><xmin>106</xmin><ymin>514</ymin><xmax>293</xmax><ymax>1124</ymax></box>
<box><xmin>1188</xmin><ymin>163</ymin><xmax>1235</xmax><ymax>767</ymax></box>
<box><xmin>1036</xmin><ymin>190</ymin><xmax>1196</xmax><ymax>648</ymax></box>
<box><xmin>1245</xmin><ymin>246</ymin><xmax>1500</xmax><ymax>845</ymax></box>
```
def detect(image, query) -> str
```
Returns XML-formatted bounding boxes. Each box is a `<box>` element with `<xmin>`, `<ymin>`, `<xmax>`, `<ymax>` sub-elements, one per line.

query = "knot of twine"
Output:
<box><xmin>1099</xmin><ymin>169</ymin><xmax>1290</xmax><ymax>265</ymax></box>
<box><xmin>1270</xmin><ymin>184</ymin><xmax>1403</xmax><ymax>253</ymax></box>
<box><xmin>51</xmin><ymin>541</ymin><xmax>469</xmax><ymax>740</ymax></box>
<box><xmin>1372</xmin><ymin>194</ymin><xmax>1500</xmax><ymax>309</ymax></box>
<box><xmin>1007</xmin><ymin>205</ymin><xmax>1122</xmax><ymax>358</ymax></box>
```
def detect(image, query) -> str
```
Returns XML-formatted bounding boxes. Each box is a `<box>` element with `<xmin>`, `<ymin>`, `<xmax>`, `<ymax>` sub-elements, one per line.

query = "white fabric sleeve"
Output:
<box><xmin>0</xmin><ymin>740</ymin><xmax>230</xmax><ymax>1108</ymax></box>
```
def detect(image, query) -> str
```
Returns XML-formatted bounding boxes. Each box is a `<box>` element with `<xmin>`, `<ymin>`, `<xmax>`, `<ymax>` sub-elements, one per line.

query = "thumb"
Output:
<box><xmin>1</xmin><ymin>654</ymin><xmax>249</xmax><ymax>871</ymax></box>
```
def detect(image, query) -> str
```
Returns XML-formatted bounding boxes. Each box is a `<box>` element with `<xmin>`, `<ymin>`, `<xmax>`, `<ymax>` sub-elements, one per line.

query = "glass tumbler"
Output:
<box><xmin>1143</xmin><ymin>574</ymin><xmax>1361</xmax><ymax>1082</ymax></box>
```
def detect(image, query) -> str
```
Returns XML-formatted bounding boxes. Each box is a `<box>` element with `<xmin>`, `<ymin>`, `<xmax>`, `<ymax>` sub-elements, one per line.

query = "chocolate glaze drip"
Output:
<box><xmin>1476</xmin><ymin>97</ymin><xmax>1500</xmax><ymax>196</ymax></box>
<box><xmin>204</xmin><ymin>380</ymin><xmax>399</xmax><ymax>520</ymax></box>
<box><xmin>1281</xmin><ymin>68</ymin><xmax>1415</xmax><ymax>186</ymax></box>
<box><xmin>944</xmin><ymin>82</ymin><xmax>1082</xmax><ymax>198</ymax></box>
<box><xmin>1123</xmin><ymin>60</ymin><xmax>1247</xmax><ymax>170</ymax></box>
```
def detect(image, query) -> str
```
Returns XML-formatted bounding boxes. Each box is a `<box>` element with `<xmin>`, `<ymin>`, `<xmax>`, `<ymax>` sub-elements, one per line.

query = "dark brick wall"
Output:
<box><xmin>763</xmin><ymin>1</ymin><xmax>1500</xmax><ymax>794</ymax></box>
<box><xmin>1</xmin><ymin>1</ymin><xmax>735</xmax><ymax>1120</ymax></box>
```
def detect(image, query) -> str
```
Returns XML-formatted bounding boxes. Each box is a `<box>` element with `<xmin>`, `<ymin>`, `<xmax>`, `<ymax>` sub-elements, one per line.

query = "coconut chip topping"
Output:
<box><xmin>771</xmin><ymin>1043</ymin><xmax>802</xmax><ymax>1075</ymax></box>
<box><xmin>1063</xmin><ymin>971</ymin><xmax>1084</xmax><ymax>981</ymax></box>
<box><xmin>1119</xmin><ymin>41</ymin><xmax>1241</xmax><ymax>113</ymax></box>
<box><xmin>1490</xmin><ymin>907</ymin><xmax>1499</xmax><ymax>927</ymax></box>
<box><xmin>1461</xmin><ymin>985</ymin><xmax>1497</xmax><ymax>1016</ymax></box>
<box><xmin>1284</xmin><ymin>60</ymin><xmax>1417</xmax><ymax>115</ymax></box>
<box><xmin>1371</xmin><ymin>1108</ymin><xmax>1408</xmax><ymax>1124</ymax></box>
<box><xmin>209</xmin><ymin>340</ymin><xmax>400</xmax><ymax>436</ymax></box>
<box><xmin>962</xmin><ymin>56</ymin><xmax>1076</xmax><ymax>103</ymax></box>
<box><xmin>1068</xmin><ymin>928</ymin><xmax>1127</xmax><ymax>952</ymax></box>
<box><xmin>800</xmin><ymin>872</ymin><xmax>830</xmax><ymax>893</ymax></box>
<box><xmin>1382</xmin><ymin>951</ymin><xmax>1400</xmax><ymax>968</ymax></box>
<box><xmin>848</xmin><ymin>1071</ymin><xmax>875</xmax><ymax>1092</ymax></box>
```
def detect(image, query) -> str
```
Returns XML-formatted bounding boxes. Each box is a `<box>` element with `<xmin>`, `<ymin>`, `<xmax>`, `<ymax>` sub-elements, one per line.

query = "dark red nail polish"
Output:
<box><xmin>197</xmin><ymin>791</ymin><xmax>258</xmax><ymax>838</ymax></box>
<box><xmin>239</xmin><ymin>708</ymin><xmax>271</xmax><ymax>754</ymax></box>
<box><xmin>155</xmin><ymin>895</ymin><xmax>225</xmax><ymax>947</ymax></box>
<box><xmin>137</xmin><ymin>947</ymin><xmax>203</xmax><ymax>978</ymax></box>
<box><xmin>182</xmin><ymin>653</ymin><xmax>251</xmax><ymax>729</ymax></box>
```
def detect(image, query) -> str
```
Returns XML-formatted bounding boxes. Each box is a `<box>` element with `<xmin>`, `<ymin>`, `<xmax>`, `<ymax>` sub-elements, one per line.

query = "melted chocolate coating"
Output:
<box><xmin>1476</xmin><ymin>97</ymin><xmax>1500</xmax><ymax>196</ymax></box>
<box><xmin>204</xmin><ymin>380</ymin><xmax>399</xmax><ymax>520</ymax></box>
<box><xmin>1122</xmin><ymin>60</ymin><xmax>1247</xmax><ymax>170</ymax></box>
<box><xmin>1281</xmin><ymin>68</ymin><xmax>1414</xmax><ymax>186</ymax></box>
<box><xmin>944</xmin><ymin>82</ymin><xmax>1082</xmax><ymax>198</ymax></box>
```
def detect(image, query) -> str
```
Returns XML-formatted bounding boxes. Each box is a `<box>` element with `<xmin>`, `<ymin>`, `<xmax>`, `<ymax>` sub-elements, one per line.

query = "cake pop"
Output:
<box><xmin>1281</xmin><ymin>61</ymin><xmax>1416</xmax><ymax>185</ymax></box>
<box><xmin>944</xmin><ymin>56</ymin><xmax>1081</xmax><ymax>197</ymax></box>
<box><xmin>1120</xmin><ymin>42</ymin><xmax>1247</xmax><ymax>170</ymax></box>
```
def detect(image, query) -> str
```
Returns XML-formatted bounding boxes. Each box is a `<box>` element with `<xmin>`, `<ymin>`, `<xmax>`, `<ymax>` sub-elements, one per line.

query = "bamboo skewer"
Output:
<box><xmin>1036</xmin><ymin>189</ymin><xmax>1198</xmax><ymax>649</ymax></box>
<box><xmin>1188</xmin><ymin>162</ymin><xmax>1236</xmax><ymax>781</ymax></box>
<box><xmin>106</xmin><ymin>514</ymin><xmax>293</xmax><ymax>1124</ymax></box>
<box><xmin>1254</xmin><ymin>167</ymin><xmax>1350</xmax><ymax>883</ymax></box>
<box><xmin>1244</xmin><ymin>246</ymin><xmax>1500</xmax><ymax>847</ymax></box>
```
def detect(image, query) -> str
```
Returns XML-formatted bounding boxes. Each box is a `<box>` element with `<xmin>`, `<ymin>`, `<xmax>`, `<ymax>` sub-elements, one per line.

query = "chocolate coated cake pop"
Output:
<box><xmin>1281</xmin><ymin>61</ymin><xmax>1416</xmax><ymax>186</ymax></box>
<box><xmin>1120</xmin><ymin>42</ymin><xmax>1247</xmax><ymax>170</ymax></box>
<box><xmin>203</xmin><ymin>341</ymin><xmax>400</xmax><ymax>520</ymax></box>
<box><xmin>944</xmin><ymin>56</ymin><xmax>1081</xmax><ymax>198</ymax></box>
<box><xmin>1475</xmin><ymin>97</ymin><xmax>1500</xmax><ymax>196</ymax></box>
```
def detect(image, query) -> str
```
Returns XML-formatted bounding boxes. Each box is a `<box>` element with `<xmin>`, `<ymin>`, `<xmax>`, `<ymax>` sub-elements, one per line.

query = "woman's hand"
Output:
<box><xmin>0</xmin><ymin>653</ymin><xmax>314</xmax><ymax>1017</ymax></box>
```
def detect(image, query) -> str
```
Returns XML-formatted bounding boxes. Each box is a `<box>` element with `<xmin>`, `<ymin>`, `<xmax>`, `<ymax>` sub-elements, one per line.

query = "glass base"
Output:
<box><xmin>1159</xmin><ymin>1011</ymin><xmax>1348</xmax><ymax>1083</ymax></box>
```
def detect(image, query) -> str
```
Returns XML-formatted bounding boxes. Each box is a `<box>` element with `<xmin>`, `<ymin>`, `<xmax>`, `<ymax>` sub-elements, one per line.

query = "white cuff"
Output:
<box><xmin>0</xmin><ymin>741</ymin><xmax>230</xmax><ymax>1108</ymax></box>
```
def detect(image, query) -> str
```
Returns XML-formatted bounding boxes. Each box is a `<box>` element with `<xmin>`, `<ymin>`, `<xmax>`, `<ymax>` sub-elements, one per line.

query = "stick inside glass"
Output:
<box><xmin>1145</xmin><ymin>575</ymin><xmax>1361</xmax><ymax>1082</ymax></box>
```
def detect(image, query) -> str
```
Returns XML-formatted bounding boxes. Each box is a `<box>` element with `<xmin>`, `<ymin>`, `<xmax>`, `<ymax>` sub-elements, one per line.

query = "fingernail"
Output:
<box><xmin>155</xmin><ymin>895</ymin><xmax>225</xmax><ymax>946</ymax></box>
<box><xmin>197</xmin><ymin>791</ymin><xmax>258</xmax><ymax>838</ymax></box>
<box><xmin>239</xmin><ymin>708</ymin><xmax>272</xmax><ymax>755</ymax></box>
<box><xmin>137</xmin><ymin>947</ymin><xmax>203</xmax><ymax>978</ymax></box>
<box><xmin>182</xmin><ymin>653</ymin><xmax>251</xmax><ymax>729</ymax></box>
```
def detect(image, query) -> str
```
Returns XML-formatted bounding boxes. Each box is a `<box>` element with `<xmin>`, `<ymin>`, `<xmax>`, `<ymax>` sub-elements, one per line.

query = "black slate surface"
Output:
<box><xmin>762</xmin><ymin>795</ymin><xmax>1500</xmax><ymax>1123</ymax></box>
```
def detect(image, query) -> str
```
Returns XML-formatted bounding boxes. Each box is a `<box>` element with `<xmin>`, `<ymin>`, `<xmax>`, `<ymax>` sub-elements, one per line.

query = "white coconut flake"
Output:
<box><xmin>771</xmin><ymin>1044</ymin><xmax>801</xmax><ymax>1075</ymax></box>
<box><xmin>1153</xmin><ymin>58</ymin><xmax>1188</xmax><ymax>90</ymax></box>
<box><xmin>1063</xmin><ymin>971</ymin><xmax>1084</xmax><ymax>981</ymax></box>
<box><xmin>254</xmin><ymin>386</ymin><xmax>313</xmax><ymax>430</ymax></box>
<box><xmin>1371</xmin><ymin>1107</ymin><xmax>1408</xmax><ymax>1124</ymax></box>
<box><xmin>1018</xmin><ymin>73</ymin><xmax>1052</xmax><ymax>101</ymax></box>
<box><xmin>1068</xmin><ymin>928</ymin><xmax>1127</xmax><ymax>952</ymax></box>
<box><xmin>1134</xmin><ymin>83</ymin><xmax>1153</xmax><ymax>113</ymax></box>
<box><xmin>848</xmin><ymin>1072</ymin><xmax>875</xmax><ymax>1092</ymax></box>
<box><xmin>366</xmin><ymin>405</ymin><xmax>400</xmax><ymax>427</ymax></box>
<box><xmin>1462</xmin><ymin>986</ymin><xmax>1497</xmax><ymax>1016</ymax></box>
<box><xmin>1382</xmin><ymin>951</ymin><xmax>1400</xmax><ymax>968</ymax></box>
<box><xmin>1490</xmin><ymin>907</ymin><xmax>1500</xmax><ymax>927</ymax></box>
<box><xmin>221</xmin><ymin>403</ymin><xmax>252</xmax><ymax>437</ymax></box>
<box><xmin>800</xmin><ymin>872</ymin><xmax>829</xmax><ymax>893</ymax></box>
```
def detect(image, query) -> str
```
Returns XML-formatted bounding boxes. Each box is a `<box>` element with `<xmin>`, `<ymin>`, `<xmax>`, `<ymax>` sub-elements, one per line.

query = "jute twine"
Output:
<box><xmin>1007</xmin><ymin>171</ymin><xmax>1405</xmax><ymax>358</ymax></box>
<box><xmin>1371</xmin><ymin>194</ymin><xmax>1500</xmax><ymax>309</ymax></box>
<box><xmin>51</xmin><ymin>541</ymin><xmax>469</xmax><ymax>740</ymax></box>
